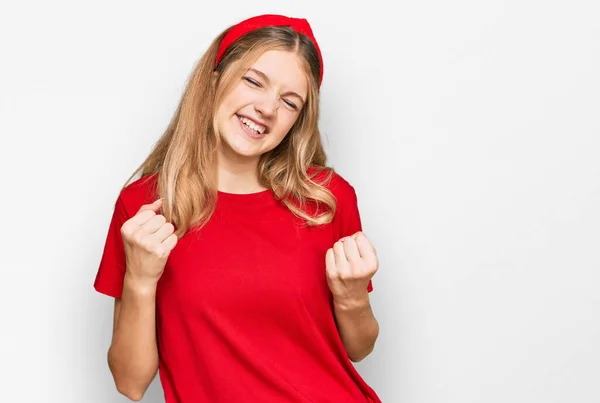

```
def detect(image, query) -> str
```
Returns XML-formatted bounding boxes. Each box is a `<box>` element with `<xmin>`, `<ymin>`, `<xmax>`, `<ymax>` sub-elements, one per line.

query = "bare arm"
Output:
<box><xmin>334</xmin><ymin>293</ymin><xmax>379</xmax><ymax>362</ymax></box>
<box><xmin>107</xmin><ymin>273</ymin><xmax>159</xmax><ymax>401</ymax></box>
<box><xmin>328</xmin><ymin>232</ymin><xmax>380</xmax><ymax>363</ymax></box>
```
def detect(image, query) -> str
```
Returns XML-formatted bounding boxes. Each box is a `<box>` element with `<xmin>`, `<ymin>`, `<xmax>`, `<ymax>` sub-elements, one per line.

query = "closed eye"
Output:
<box><xmin>243</xmin><ymin>77</ymin><xmax>261</xmax><ymax>87</ymax></box>
<box><xmin>283</xmin><ymin>100</ymin><xmax>298</xmax><ymax>110</ymax></box>
<box><xmin>243</xmin><ymin>76</ymin><xmax>299</xmax><ymax>111</ymax></box>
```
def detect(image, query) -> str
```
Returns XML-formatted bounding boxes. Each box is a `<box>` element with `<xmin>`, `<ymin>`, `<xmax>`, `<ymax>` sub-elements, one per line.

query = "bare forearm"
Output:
<box><xmin>333</xmin><ymin>293</ymin><xmax>379</xmax><ymax>362</ymax></box>
<box><xmin>108</xmin><ymin>273</ymin><xmax>159</xmax><ymax>400</ymax></box>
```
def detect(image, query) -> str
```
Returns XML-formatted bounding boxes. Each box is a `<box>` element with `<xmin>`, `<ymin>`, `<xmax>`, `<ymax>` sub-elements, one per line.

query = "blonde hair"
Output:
<box><xmin>121</xmin><ymin>25</ymin><xmax>339</xmax><ymax>239</ymax></box>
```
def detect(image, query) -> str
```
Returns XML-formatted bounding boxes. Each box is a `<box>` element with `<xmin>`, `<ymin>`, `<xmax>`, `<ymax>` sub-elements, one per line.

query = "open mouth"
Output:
<box><xmin>236</xmin><ymin>114</ymin><xmax>267</xmax><ymax>135</ymax></box>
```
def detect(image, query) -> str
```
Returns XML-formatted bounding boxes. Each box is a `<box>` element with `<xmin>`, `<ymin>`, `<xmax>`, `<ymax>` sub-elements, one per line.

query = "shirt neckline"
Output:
<box><xmin>216</xmin><ymin>188</ymin><xmax>278</xmax><ymax>208</ymax></box>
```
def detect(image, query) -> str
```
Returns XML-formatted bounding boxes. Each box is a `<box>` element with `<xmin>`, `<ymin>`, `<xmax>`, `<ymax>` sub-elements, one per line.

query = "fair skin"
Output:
<box><xmin>328</xmin><ymin>232</ymin><xmax>380</xmax><ymax>362</ymax></box>
<box><xmin>108</xmin><ymin>48</ymin><xmax>378</xmax><ymax>401</ymax></box>
<box><xmin>213</xmin><ymin>49</ymin><xmax>379</xmax><ymax>361</ymax></box>
<box><xmin>108</xmin><ymin>199</ymin><xmax>171</xmax><ymax>401</ymax></box>
<box><xmin>214</xmin><ymin>49</ymin><xmax>307</xmax><ymax>193</ymax></box>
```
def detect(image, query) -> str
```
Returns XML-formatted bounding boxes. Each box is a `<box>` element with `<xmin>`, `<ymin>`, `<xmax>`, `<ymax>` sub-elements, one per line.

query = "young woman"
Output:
<box><xmin>94</xmin><ymin>14</ymin><xmax>381</xmax><ymax>402</ymax></box>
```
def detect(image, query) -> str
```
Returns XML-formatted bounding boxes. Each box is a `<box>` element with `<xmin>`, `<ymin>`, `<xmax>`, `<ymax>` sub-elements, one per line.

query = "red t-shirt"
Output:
<box><xmin>94</xmin><ymin>167</ymin><xmax>380</xmax><ymax>402</ymax></box>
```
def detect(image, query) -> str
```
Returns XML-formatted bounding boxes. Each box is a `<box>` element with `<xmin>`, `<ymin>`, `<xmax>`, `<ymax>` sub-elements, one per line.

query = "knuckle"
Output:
<box><xmin>131</xmin><ymin>230</ymin><xmax>144</xmax><ymax>245</ymax></box>
<box><xmin>120</xmin><ymin>223</ymin><xmax>131</xmax><ymax>238</ymax></box>
<box><xmin>139</xmin><ymin>208</ymin><xmax>155</xmax><ymax>217</ymax></box>
<box><xmin>156</xmin><ymin>246</ymin><xmax>168</xmax><ymax>259</ymax></box>
<box><xmin>142</xmin><ymin>238</ymin><xmax>156</xmax><ymax>252</ymax></box>
<box><xmin>151</xmin><ymin>244</ymin><xmax>165</xmax><ymax>258</ymax></box>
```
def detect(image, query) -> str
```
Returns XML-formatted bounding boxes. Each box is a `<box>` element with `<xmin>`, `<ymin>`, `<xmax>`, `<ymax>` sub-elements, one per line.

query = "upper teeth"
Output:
<box><xmin>238</xmin><ymin>116</ymin><xmax>266</xmax><ymax>134</ymax></box>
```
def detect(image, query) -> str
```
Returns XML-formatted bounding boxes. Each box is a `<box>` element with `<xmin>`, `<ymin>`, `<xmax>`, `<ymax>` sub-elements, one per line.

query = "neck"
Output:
<box><xmin>217</xmin><ymin>147</ymin><xmax>266</xmax><ymax>193</ymax></box>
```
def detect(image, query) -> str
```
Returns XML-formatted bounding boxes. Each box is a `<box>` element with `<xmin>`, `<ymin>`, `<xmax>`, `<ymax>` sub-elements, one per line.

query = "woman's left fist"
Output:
<box><xmin>325</xmin><ymin>231</ymin><xmax>378</xmax><ymax>302</ymax></box>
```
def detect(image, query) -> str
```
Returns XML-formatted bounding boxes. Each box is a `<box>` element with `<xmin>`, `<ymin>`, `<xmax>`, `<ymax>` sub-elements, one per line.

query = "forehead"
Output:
<box><xmin>248</xmin><ymin>50</ymin><xmax>308</xmax><ymax>96</ymax></box>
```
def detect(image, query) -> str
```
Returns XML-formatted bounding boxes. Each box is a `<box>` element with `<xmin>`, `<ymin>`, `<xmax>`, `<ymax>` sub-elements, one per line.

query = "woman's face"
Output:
<box><xmin>214</xmin><ymin>49</ymin><xmax>309</xmax><ymax>163</ymax></box>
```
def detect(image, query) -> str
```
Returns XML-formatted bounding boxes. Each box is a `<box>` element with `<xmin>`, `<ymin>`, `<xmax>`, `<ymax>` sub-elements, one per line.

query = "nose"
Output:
<box><xmin>254</xmin><ymin>91</ymin><xmax>279</xmax><ymax>118</ymax></box>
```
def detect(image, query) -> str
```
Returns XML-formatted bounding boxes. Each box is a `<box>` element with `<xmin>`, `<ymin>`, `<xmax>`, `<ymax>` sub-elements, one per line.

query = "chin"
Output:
<box><xmin>221</xmin><ymin>129</ymin><xmax>262</xmax><ymax>158</ymax></box>
<box><xmin>231</xmin><ymin>145</ymin><xmax>259</xmax><ymax>158</ymax></box>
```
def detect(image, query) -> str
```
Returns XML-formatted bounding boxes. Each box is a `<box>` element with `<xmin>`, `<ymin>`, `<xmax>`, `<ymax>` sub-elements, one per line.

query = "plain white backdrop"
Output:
<box><xmin>1</xmin><ymin>0</ymin><xmax>599</xmax><ymax>402</ymax></box>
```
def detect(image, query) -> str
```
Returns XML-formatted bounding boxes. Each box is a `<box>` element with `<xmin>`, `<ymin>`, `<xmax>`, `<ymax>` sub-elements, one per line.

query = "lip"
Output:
<box><xmin>237</xmin><ymin>115</ymin><xmax>266</xmax><ymax>139</ymax></box>
<box><xmin>236</xmin><ymin>114</ymin><xmax>269</xmax><ymax>134</ymax></box>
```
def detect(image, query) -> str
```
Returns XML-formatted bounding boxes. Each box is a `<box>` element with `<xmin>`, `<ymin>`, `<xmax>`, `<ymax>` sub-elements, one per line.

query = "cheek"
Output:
<box><xmin>268</xmin><ymin>115</ymin><xmax>299</xmax><ymax>145</ymax></box>
<box><xmin>218</xmin><ymin>97</ymin><xmax>236</xmax><ymax>117</ymax></box>
<box><xmin>218</xmin><ymin>86</ymin><xmax>248</xmax><ymax>116</ymax></box>
<box><xmin>229</xmin><ymin>86</ymin><xmax>255</xmax><ymax>108</ymax></box>
<box><xmin>281</xmin><ymin>114</ymin><xmax>300</xmax><ymax>135</ymax></box>
<box><xmin>277</xmin><ymin>110</ymin><xmax>299</xmax><ymax>129</ymax></box>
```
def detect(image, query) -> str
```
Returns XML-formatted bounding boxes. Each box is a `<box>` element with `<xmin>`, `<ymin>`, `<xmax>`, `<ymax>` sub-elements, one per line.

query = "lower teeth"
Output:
<box><xmin>239</xmin><ymin>117</ymin><xmax>260</xmax><ymax>135</ymax></box>
<box><xmin>246</xmin><ymin>125</ymin><xmax>259</xmax><ymax>135</ymax></box>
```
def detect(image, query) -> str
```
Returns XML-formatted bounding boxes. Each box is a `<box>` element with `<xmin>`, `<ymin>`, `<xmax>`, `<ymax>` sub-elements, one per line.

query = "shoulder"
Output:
<box><xmin>117</xmin><ymin>172</ymin><xmax>160</xmax><ymax>216</ymax></box>
<box><xmin>306</xmin><ymin>165</ymin><xmax>357</xmax><ymax>201</ymax></box>
<box><xmin>308</xmin><ymin>166</ymin><xmax>363</xmax><ymax>237</ymax></box>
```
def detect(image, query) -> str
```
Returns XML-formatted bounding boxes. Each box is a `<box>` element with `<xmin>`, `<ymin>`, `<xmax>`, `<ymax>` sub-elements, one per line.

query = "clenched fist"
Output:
<box><xmin>325</xmin><ymin>231</ymin><xmax>378</xmax><ymax>303</ymax></box>
<box><xmin>121</xmin><ymin>198</ymin><xmax>178</xmax><ymax>290</ymax></box>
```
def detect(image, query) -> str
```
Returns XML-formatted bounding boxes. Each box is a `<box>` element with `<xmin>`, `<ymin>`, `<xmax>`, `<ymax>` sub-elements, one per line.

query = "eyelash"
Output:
<box><xmin>243</xmin><ymin>77</ymin><xmax>261</xmax><ymax>87</ymax></box>
<box><xmin>243</xmin><ymin>77</ymin><xmax>298</xmax><ymax>111</ymax></box>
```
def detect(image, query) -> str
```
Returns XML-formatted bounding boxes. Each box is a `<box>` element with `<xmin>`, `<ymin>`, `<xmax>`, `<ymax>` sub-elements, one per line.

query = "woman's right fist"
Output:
<box><xmin>120</xmin><ymin>198</ymin><xmax>178</xmax><ymax>288</ymax></box>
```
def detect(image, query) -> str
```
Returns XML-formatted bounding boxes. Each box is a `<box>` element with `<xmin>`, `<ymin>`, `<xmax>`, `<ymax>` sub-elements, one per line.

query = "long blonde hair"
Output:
<box><xmin>120</xmin><ymin>25</ymin><xmax>339</xmax><ymax>238</ymax></box>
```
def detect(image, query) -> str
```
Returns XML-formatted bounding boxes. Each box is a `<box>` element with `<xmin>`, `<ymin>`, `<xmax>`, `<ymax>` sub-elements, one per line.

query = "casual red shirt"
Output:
<box><xmin>94</xmin><ymin>167</ymin><xmax>380</xmax><ymax>402</ymax></box>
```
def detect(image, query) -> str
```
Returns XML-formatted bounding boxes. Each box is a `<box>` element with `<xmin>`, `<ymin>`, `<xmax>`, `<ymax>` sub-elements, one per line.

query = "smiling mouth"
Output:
<box><xmin>236</xmin><ymin>114</ymin><xmax>267</xmax><ymax>135</ymax></box>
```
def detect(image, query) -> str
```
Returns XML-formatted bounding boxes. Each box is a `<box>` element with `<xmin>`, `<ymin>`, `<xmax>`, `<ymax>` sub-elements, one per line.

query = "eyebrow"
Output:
<box><xmin>247</xmin><ymin>68</ymin><xmax>306</xmax><ymax>104</ymax></box>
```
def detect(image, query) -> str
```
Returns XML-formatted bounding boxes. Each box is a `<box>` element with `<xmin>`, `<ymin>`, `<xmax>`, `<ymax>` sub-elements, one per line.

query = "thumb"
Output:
<box><xmin>138</xmin><ymin>198</ymin><xmax>163</xmax><ymax>213</ymax></box>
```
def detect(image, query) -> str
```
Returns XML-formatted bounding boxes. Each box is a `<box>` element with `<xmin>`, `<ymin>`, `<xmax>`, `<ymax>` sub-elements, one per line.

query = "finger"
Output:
<box><xmin>325</xmin><ymin>248</ymin><xmax>336</xmax><ymax>272</ymax></box>
<box><xmin>129</xmin><ymin>199</ymin><xmax>163</xmax><ymax>227</ymax></box>
<box><xmin>141</xmin><ymin>214</ymin><xmax>168</xmax><ymax>234</ymax></box>
<box><xmin>333</xmin><ymin>241</ymin><xmax>348</xmax><ymax>268</ymax></box>
<box><xmin>139</xmin><ymin>198</ymin><xmax>163</xmax><ymax>213</ymax></box>
<box><xmin>355</xmin><ymin>232</ymin><xmax>376</xmax><ymax>258</ymax></box>
<box><xmin>342</xmin><ymin>237</ymin><xmax>361</xmax><ymax>262</ymax></box>
<box><xmin>152</xmin><ymin>221</ymin><xmax>175</xmax><ymax>242</ymax></box>
<box><xmin>162</xmin><ymin>232</ymin><xmax>179</xmax><ymax>252</ymax></box>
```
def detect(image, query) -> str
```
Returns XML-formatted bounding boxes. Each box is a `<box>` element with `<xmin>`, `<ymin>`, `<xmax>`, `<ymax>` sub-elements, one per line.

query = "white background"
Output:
<box><xmin>1</xmin><ymin>0</ymin><xmax>599</xmax><ymax>402</ymax></box>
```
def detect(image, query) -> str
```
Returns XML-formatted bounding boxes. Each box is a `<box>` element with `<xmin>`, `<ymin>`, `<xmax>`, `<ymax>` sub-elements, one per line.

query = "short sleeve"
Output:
<box><xmin>331</xmin><ymin>180</ymin><xmax>374</xmax><ymax>293</ymax></box>
<box><xmin>93</xmin><ymin>192</ymin><xmax>131</xmax><ymax>299</ymax></box>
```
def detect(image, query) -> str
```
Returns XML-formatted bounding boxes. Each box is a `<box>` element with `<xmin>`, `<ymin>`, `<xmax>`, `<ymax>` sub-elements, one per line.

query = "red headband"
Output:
<box><xmin>214</xmin><ymin>14</ymin><xmax>324</xmax><ymax>88</ymax></box>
